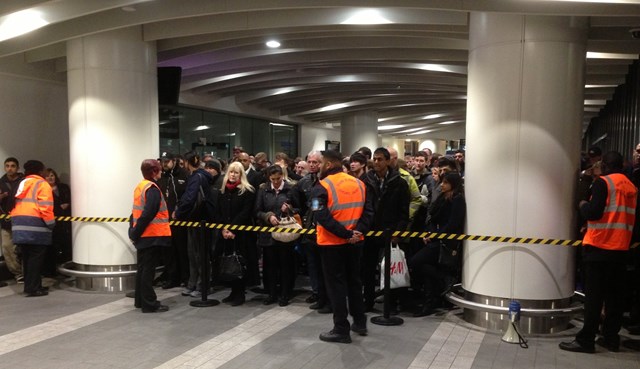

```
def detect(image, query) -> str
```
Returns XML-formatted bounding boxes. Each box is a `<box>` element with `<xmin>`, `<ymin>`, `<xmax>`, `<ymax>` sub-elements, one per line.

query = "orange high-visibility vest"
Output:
<box><xmin>583</xmin><ymin>173</ymin><xmax>637</xmax><ymax>251</ymax></box>
<box><xmin>10</xmin><ymin>175</ymin><xmax>55</xmax><ymax>245</ymax></box>
<box><xmin>317</xmin><ymin>172</ymin><xmax>366</xmax><ymax>246</ymax></box>
<box><xmin>132</xmin><ymin>180</ymin><xmax>171</xmax><ymax>238</ymax></box>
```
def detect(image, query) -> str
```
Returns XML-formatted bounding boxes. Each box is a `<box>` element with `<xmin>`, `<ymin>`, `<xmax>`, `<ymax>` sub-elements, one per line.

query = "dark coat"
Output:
<box><xmin>362</xmin><ymin>166</ymin><xmax>410</xmax><ymax>233</ymax></box>
<box><xmin>0</xmin><ymin>172</ymin><xmax>24</xmax><ymax>230</ymax></box>
<box><xmin>254</xmin><ymin>181</ymin><xmax>299</xmax><ymax>246</ymax></box>
<box><xmin>157</xmin><ymin>166</ymin><xmax>189</xmax><ymax>214</ymax></box>
<box><xmin>174</xmin><ymin>168</ymin><xmax>215</xmax><ymax>221</ymax></box>
<box><xmin>215</xmin><ymin>186</ymin><xmax>256</xmax><ymax>256</ymax></box>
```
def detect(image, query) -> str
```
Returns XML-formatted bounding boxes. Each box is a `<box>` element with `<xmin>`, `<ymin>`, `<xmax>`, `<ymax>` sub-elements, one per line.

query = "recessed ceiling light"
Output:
<box><xmin>266</xmin><ymin>40</ymin><xmax>281</xmax><ymax>48</ymax></box>
<box><xmin>341</xmin><ymin>9</ymin><xmax>392</xmax><ymax>25</ymax></box>
<box><xmin>378</xmin><ymin>125</ymin><xmax>405</xmax><ymax>131</ymax></box>
<box><xmin>193</xmin><ymin>125</ymin><xmax>210</xmax><ymax>131</ymax></box>
<box><xmin>320</xmin><ymin>103</ymin><xmax>348</xmax><ymax>112</ymax></box>
<box><xmin>121</xmin><ymin>6</ymin><xmax>136</xmax><ymax>12</ymax></box>
<box><xmin>423</xmin><ymin>113</ymin><xmax>445</xmax><ymax>120</ymax></box>
<box><xmin>585</xmin><ymin>84</ymin><xmax>618</xmax><ymax>88</ymax></box>
<box><xmin>0</xmin><ymin>9</ymin><xmax>49</xmax><ymax>42</ymax></box>
<box><xmin>408</xmin><ymin>129</ymin><xmax>433</xmax><ymax>136</ymax></box>
<box><xmin>586</xmin><ymin>51</ymin><xmax>638</xmax><ymax>59</ymax></box>
<box><xmin>438</xmin><ymin>120</ymin><xmax>460</xmax><ymax>125</ymax></box>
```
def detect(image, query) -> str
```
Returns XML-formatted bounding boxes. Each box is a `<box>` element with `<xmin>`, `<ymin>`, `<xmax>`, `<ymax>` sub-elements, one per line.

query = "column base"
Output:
<box><xmin>449</xmin><ymin>289</ymin><xmax>579</xmax><ymax>334</ymax></box>
<box><xmin>58</xmin><ymin>262</ymin><xmax>137</xmax><ymax>292</ymax></box>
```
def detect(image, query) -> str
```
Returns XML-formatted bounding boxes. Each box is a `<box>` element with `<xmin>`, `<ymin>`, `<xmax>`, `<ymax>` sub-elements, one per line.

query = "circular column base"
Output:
<box><xmin>58</xmin><ymin>262</ymin><xmax>137</xmax><ymax>292</ymax></box>
<box><xmin>462</xmin><ymin>290</ymin><xmax>573</xmax><ymax>334</ymax></box>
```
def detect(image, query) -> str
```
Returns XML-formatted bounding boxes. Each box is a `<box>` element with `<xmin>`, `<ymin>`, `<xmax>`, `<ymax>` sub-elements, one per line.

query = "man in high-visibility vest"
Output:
<box><xmin>10</xmin><ymin>160</ymin><xmax>54</xmax><ymax>297</ymax></box>
<box><xmin>129</xmin><ymin>159</ymin><xmax>172</xmax><ymax>313</ymax></box>
<box><xmin>312</xmin><ymin>150</ymin><xmax>374</xmax><ymax>344</ymax></box>
<box><xmin>560</xmin><ymin>151</ymin><xmax>637</xmax><ymax>353</ymax></box>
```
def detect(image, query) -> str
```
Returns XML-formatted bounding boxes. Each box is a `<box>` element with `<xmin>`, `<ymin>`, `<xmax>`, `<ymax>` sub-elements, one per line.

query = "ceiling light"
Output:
<box><xmin>0</xmin><ymin>9</ymin><xmax>49</xmax><ymax>42</ymax></box>
<box><xmin>585</xmin><ymin>84</ymin><xmax>618</xmax><ymax>88</ymax></box>
<box><xmin>266</xmin><ymin>40</ymin><xmax>281</xmax><ymax>48</ymax></box>
<box><xmin>270</xmin><ymin>123</ymin><xmax>290</xmax><ymax>127</ymax></box>
<box><xmin>408</xmin><ymin>129</ymin><xmax>433</xmax><ymax>136</ymax></box>
<box><xmin>341</xmin><ymin>9</ymin><xmax>392</xmax><ymax>25</ymax></box>
<box><xmin>417</xmin><ymin>64</ymin><xmax>455</xmax><ymax>73</ymax></box>
<box><xmin>273</xmin><ymin>87</ymin><xmax>296</xmax><ymax>95</ymax></box>
<box><xmin>398</xmin><ymin>127</ymin><xmax>426</xmax><ymax>133</ymax></box>
<box><xmin>438</xmin><ymin>120</ymin><xmax>460</xmax><ymax>125</ymax></box>
<box><xmin>378</xmin><ymin>125</ymin><xmax>405</xmax><ymax>131</ymax></box>
<box><xmin>320</xmin><ymin>103</ymin><xmax>348</xmax><ymax>112</ymax></box>
<box><xmin>586</xmin><ymin>51</ymin><xmax>638</xmax><ymax>59</ymax></box>
<box><xmin>193</xmin><ymin>125</ymin><xmax>210</xmax><ymax>131</ymax></box>
<box><xmin>584</xmin><ymin>99</ymin><xmax>607</xmax><ymax>105</ymax></box>
<box><xmin>121</xmin><ymin>6</ymin><xmax>136</xmax><ymax>12</ymax></box>
<box><xmin>423</xmin><ymin>113</ymin><xmax>445</xmax><ymax>120</ymax></box>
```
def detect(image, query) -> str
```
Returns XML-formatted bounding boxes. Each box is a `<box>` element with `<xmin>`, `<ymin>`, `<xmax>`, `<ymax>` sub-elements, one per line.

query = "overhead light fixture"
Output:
<box><xmin>320</xmin><ymin>103</ymin><xmax>348</xmax><ymax>112</ymax></box>
<box><xmin>270</xmin><ymin>122</ymin><xmax>291</xmax><ymax>127</ymax></box>
<box><xmin>273</xmin><ymin>87</ymin><xmax>296</xmax><ymax>95</ymax></box>
<box><xmin>585</xmin><ymin>84</ymin><xmax>618</xmax><ymax>88</ymax></box>
<box><xmin>417</xmin><ymin>64</ymin><xmax>456</xmax><ymax>73</ymax></box>
<box><xmin>398</xmin><ymin>127</ymin><xmax>426</xmax><ymax>133</ymax></box>
<box><xmin>193</xmin><ymin>125</ymin><xmax>210</xmax><ymax>131</ymax></box>
<box><xmin>266</xmin><ymin>40</ymin><xmax>281</xmax><ymax>48</ymax></box>
<box><xmin>408</xmin><ymin>129</ymin><xmax>433</xmax><ymax>136</ymax></box>
<box><xmin>438</xmin><ymin>120</ymin><xmax>460</xmax><ymax>125</ymax></box>
<box><xmin>586</xmin><ymin>51</ymin><xmax>638</xmax><ymax>59</ymax></box>
<box><xmin>341</xmin><ymin>9</ymin><xmax>392</xmax><ymax>25</ymax></box>
<box><xmin>584</xmin><ymin>99</ymin><xmax>607</xmax><ymax>105</ymax></box>
<box><xmin>378</xmin><ymin>125</ymin><xmax>405</xmax><ymax>131</ymax></box>
<box><xmin>423</xmin><ymin>113</ymin><xmax>445</xmax><ymax>120</ymax></box>
<box><xmin>0</xmin><ymin>9</ymin><xmax>49</xmax><ymax>42</ymax></box>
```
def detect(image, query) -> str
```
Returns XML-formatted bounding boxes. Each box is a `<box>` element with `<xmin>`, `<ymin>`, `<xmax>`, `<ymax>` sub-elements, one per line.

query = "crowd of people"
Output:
<box><xmin>2</xmin><ymin>142</ymin><xmax>640</xmax><ymax>347</ymax></box>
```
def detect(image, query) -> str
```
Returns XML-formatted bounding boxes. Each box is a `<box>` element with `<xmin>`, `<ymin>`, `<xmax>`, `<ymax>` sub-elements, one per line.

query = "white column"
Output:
<box><xmin>464</xmin><ymin>14</ymin><xmax>586</xmax><ymax>302</ymax></box>
<box><xmin>340</xmin><ymin>110</ymin><xmax>379</xmax><ymax>154</ymax></box>
<box><xmin>67</xmin><ymin>27</ymin><xmax>158</xmax><ymax>267</ymax></box>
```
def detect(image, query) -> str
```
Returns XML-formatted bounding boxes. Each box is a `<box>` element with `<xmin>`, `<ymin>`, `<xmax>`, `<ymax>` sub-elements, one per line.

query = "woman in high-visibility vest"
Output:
<box><xmin>129</xmin><ymin>159</ymin><xmax>171</xmax><ymax>313</ymax></box>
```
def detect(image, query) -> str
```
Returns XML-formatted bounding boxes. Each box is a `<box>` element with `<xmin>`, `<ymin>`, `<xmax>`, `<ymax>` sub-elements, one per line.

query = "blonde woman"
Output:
<box><xmin>215</xmin><ymin>162</ymin><xmax>256</xmax><ymax>306</ymax></box>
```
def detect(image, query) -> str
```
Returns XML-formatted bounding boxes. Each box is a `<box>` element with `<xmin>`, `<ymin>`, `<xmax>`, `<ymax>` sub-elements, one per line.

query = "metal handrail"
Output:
<box><xmin>57</xmin><ymin>261</ymin><xmax>162</xmax><ymax>278</ymax></box>
<box><xmin>445</xmin><ymin>285</ymin><xmax>584</xmax><ymax>317</ymax></box>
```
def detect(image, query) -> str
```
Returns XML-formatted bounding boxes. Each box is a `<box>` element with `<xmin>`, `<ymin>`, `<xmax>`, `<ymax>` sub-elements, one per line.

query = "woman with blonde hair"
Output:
<box><xmin>215</xmin><ymin>161</ymin><xmax>255</xmax><ymax>305</ymax></box>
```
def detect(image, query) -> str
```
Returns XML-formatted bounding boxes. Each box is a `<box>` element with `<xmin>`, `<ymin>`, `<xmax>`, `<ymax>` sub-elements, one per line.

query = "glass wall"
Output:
<box><xmin>159</xmin><ymin>106</ymin><xmax>298</xmax><ymax>161</ymax></box>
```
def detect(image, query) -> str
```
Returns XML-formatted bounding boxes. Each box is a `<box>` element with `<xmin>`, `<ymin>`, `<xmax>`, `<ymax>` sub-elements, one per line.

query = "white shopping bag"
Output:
<box><xmin>380</xmin><ymin>243</ymin><xmax>411</xmax><ymax>289</ymax></box>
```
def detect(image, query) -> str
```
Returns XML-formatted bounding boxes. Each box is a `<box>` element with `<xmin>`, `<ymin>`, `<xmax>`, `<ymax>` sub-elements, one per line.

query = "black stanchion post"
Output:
<box><xmin>190</xmin><ymin>221</ymin><xmax>219</xmax><ymax>307</ymax></box>
<box><xmin>371</xmin><ymin>228</ymin><xmax>403</xmax><ymax>326</ymax></box>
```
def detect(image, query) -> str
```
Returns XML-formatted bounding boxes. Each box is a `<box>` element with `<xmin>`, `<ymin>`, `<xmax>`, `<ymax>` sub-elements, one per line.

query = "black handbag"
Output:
<box><xmin>438</xmin><ymin>240</ymin><xmax>461</xmax><ymax>270</ymax></box>
<box><xmin>218</xmin><ymin>241</ymin><xmax>246</xmax><ymax>282</ymax></box>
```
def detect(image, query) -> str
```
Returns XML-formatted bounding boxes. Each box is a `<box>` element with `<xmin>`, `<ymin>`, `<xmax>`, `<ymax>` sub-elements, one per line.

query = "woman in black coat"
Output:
<box><xmin>44</xmin><ymin>168</ymin><xmax>71</xmax><ymax>276</ymax></box>
<box><xmin>216</xmin><ymin>162</ymin><xmax>255</xmax><ymax>306</ymax></box>
<box><xmin>254</xmin><ymin>165</ymin><xmax>300</xmax><ymax>306</ymax></box>
<box><xmin>409</xmin><ymin>171</ymin><xmax>466</xmax><ymax>316</ymax></box>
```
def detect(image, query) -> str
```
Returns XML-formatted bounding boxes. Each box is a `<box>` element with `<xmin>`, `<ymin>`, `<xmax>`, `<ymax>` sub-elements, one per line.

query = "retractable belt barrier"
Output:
<box><xmin>0</xmin><ymin>214</ymin><xmax>583</xmax><ymax>246</ymax></box>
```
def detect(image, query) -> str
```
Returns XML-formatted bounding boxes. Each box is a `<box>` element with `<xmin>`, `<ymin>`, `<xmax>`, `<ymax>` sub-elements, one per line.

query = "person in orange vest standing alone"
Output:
<box><xmin>560</xmin><ymin>151</ymin><xmax>637</xmax><ymax>353</ymax></box>
<box><xmin>129</xmin><ymin>159</ymin><xmax>172</xmax><ymax>313</ymax></box>
<box><xmin>312</xmin><ymin>150</ymin><xmax>374</xmax><ymax>344</ymax></box>
<box><xmin>10</xmin><ymin>160</ymin><xmax>55</xmax><ymax>297</ymax></box>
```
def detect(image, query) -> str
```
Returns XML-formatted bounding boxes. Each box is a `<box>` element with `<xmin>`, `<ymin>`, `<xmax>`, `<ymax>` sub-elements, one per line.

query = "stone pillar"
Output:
<box><xmin>66</xmin><ymin>27</ymin><xmax>158</xmax><ymax>291</ymax></box>
<box><xmin>463</xmin><ymin>13</ymin><xmax>587</xmax><ymax>332</ymax></box>
<box><xmin>340</xmin><ymin>110</ymin><xmax>379</xmax><ymax>154</ymax></box>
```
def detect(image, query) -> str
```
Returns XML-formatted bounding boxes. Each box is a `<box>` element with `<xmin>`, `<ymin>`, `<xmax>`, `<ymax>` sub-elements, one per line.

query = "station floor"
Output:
<box><xmin>0</xmin><ymin>277</ymin><xmax>639</xmax><ymax>369</ymax></box>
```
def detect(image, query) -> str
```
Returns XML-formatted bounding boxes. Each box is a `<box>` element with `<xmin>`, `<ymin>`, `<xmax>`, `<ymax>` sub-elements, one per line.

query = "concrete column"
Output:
<box><xmin>66</xmin><ymin>27</ymin><xmax>158</xmax><ymax>290</ymax></box>
<box><xmin>340</xmin><ymin>110</ymin><xmax>378</xmax><ymax>154</ymax></box>
<box><xmin>463</xmin><ymin>13</ymin><xmax>587</xmax><ymax>332</ymax></box>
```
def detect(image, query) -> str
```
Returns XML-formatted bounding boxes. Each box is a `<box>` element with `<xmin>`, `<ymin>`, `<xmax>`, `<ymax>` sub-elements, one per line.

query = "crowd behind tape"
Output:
<box><xmin>0</xmin><ymin>214</ymin><xmax>583</xmax><ymax>246</ymax></box>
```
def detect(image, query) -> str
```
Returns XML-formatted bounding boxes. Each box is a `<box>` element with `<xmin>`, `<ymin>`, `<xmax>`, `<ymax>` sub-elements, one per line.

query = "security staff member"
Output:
<box><xmin>129</xmin><ymin>159</ymin><xmax>172</xmax><ymax>313</ymax></box>
<box><xmin>312</xmin><ymin>150</ymin><xmax>373</xmax><ymax>344</ymax></box>
<box><xmin>560</xmin><ymin>151</ymin><xmax>637</xmax><ymax>353</ymax></box>
<box><xmin>10</xmin><ymin>160</ymin><xmax>54</xmax><ymax>297</ymax></box>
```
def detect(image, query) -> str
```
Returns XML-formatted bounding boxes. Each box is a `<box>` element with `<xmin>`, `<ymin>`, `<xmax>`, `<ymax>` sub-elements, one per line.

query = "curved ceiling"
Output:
<box><xmin>1</xmin><ymin>0</ymin><xmax>640</xmax><ymax>140</ymax></box>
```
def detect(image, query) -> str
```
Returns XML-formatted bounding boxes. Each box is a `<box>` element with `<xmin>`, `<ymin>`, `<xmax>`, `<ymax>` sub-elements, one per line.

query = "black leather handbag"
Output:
<box><xmin>218</xmin><ymin>241</ymin><xmax>246</xmax><ymax>282</ymax></box>
<box><xmin>438</xmin><ymin>240</ymin><xmax>461</xmax><ymax>270</ymax></box>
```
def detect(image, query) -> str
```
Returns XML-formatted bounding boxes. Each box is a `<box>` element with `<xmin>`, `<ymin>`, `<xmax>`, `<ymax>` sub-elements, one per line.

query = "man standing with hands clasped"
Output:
<box><xmin>559</xmin><ymin>151</ymin><xmax>637</xmax><ymax>353</ymax></box>
<box><xmin>312</xmin><ymin>150</ymin><xmax>373</xmax><ymax>344</ymax></box>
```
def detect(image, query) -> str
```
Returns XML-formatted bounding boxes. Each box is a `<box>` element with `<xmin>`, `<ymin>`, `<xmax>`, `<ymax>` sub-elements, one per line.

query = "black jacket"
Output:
<box><xmin>293</xmin><ymin>172</ymin><xmax>319</xmax><ymax>228</ymax></box>
<box><xmin>157</xmin><ymin>166</ymin><xmax>188</xmax><ymax>214</ymax></box>
<box><xmin>174</xmin><ymin>168</ymin><xmax>215</xmax><ymax>221</ymax></box>
<box><xmin>362</xmin><ymin>166</ymin><xmax>410</xmax><ymax>233</ymax></box>
<box><xmin>216</xmin><ymin>186</ymin><xmax>256</xmax><ymax>255</ymax></box>
<box><xmin>254</xmin><ymin>181</ymin><xmax>299</xmax><ymax>246</ymax></box>
<box><xmin>0</xmin><ymin>172</ymin><xmax>24</xmax><ymax>230</ymax></box>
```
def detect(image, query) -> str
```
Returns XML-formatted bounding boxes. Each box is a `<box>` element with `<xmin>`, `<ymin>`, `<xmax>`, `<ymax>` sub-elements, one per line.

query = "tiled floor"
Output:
<box><xmin>0</xmin><ymin>278</ymin><xmax>638</xmax><ymax>369</ymax></box>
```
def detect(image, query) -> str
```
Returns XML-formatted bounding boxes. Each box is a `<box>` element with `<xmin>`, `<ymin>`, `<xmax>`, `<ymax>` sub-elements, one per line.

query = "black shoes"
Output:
<box><xmin>278</xmin><ymin>297</ymin><xmax>290</xmax><ymax>307</ymax></box>
<box><xmin>0</xmin><ymin>281</ymin><xmax>7</xmax><ymax>287</ymax></box>
<box><xmin>595</xmin><ymin>337</ymin><xmax>619</xmax><ymax>352</ymax></box>
<box><xmin>25</xmin><ymin>289</ymin><xmax>48</xmax><ymax>297</ymax></box>
<box><xmin>317</xmin><ymin>306</ymin><xmax>332</xmax><ymax>314</ymax></box>
<box><xmin>319</xmin><ymin>330</ymin><xmax>352</xmax><ymax>344</ymax></box>
<box><xmin>142</xmin><ymin>304</ymin><xmax>169</xmax><ymax>313</ymax></box>
<box><xmin>558</xmin><ymin>340</ymin><xmax>595</xmax><ymax>353</ymax></box>
<box><xmin>263</xmin><ymin>295</ymin><xmax>277</xmax><ymax>305</ymax></box>
<box><xmin>351</xmin><ymin>323</ymin><xmax>368</xmax><ymax>336</ymax></box>
<box><xmin>222</xmin><ymin>293</ymin><xmax>235</xmax><ymax>303</ymax></box>
<box><xmin>230</xmin><ymin>295</ymin><xmax>245</xmax><ymax>307</ymax></box>
<box><xmin>305</xmin><ymin>293</ymin><xmax>318</xmax><ymax>303</ymax></box>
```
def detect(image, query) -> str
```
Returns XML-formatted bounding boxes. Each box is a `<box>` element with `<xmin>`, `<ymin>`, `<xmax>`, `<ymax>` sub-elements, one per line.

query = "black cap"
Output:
<box><xmin>160</xmin><ymin>151</ymin><xmax>175</xmax><ymax>161</ymax></box>
<box><xmin>588</xmin><ymin>146</ymin><xmax>602</xmax><ymax>157</ymax></box>
<box><xmin>321</xmin><ymin>150</ymin><xmax>343</xmax><ymax>162</ymax></box>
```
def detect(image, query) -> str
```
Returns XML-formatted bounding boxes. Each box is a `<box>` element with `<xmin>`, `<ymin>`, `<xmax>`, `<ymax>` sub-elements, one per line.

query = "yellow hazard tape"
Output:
<box><xmin>0</xmin><ymin>214</ymin><xmax>583</xmax><ymax>246</ymax></box>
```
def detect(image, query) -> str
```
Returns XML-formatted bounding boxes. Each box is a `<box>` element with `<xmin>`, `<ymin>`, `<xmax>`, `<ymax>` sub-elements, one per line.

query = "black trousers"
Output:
<box><xmin>263</xmin><ymin>241</ymin><xmax>296</xmax><ymax>298</ymax></box>
<box><xmin>162</xmin><ymin>225</ymin><xmax>188</xmax><ymax>286</ymax></box>
<box><xmin>20</xmin><ymin>244</ymin><xmax>47</xmax><ymax>294</ymax></box>
<box><xmin>576</xmin><ymin>259</ymin><xmax>627</xmax><ymax>347</ymax></box>
<box><xmin>320</xmin><ymin>243</ymin><xmax>366</xmax><ymax>335</ymax></box>
<box><xmin>135</xmin><ymin>246</ymin><xmax>162</xmax><ymax>310</ymax></box>
<box><xmin>362</xmin><ymin>237</ymin><xmax>383</xmax><ymax>309</ymax></box>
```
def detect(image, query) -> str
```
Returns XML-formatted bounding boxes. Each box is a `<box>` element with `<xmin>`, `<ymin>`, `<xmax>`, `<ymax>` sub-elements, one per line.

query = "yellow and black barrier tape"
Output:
<box><xmin>0</xmin><ymin>214</ymin><xmax>582</xmax><ymax>246</ymax></box>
